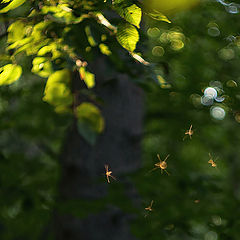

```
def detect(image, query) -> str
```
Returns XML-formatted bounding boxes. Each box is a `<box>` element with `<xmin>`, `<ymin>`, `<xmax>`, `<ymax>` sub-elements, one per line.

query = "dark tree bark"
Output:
<box><xmin>53</xmin><ymin>57</ymin><xmax>144</xmax><ymax>240</ymax></box>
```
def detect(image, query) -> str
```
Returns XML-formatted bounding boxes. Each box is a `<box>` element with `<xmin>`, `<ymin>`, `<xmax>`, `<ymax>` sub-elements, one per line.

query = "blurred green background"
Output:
<box><xmin>1</xmin><ymin>0</ymin><xmax>240</xmax><ymax>239</ymax></box>
<box><xmin>133</xmin><ymin>1</ymin><xmax>240</xmax><ymax>239</ymax></box>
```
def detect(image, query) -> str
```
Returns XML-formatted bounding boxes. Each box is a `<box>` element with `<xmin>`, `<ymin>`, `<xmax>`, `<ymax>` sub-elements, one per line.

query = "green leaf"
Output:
<box><xmin>76</xmin><ymin>103</ymin><xmax>105</xmax><ymax>145</ymax></box>
<box><xmin>79</xmin><ymin>67</ymin><xmax>95</xmax><ymax>89</ymax></box>
<box><xmin>7</xmin><ymin>38</ymin><xmax>31</xmax><ymax>51</ymax></box>
<box><xmin>43</xmin><ymin>69</ymin><xmax>72</xmax><ymax>112</ymax></box>
<box><xmin>41</xmin><ymin>5</ymin><xmax>73</xmax><ymax>24</ymax></box>
<box><xmin>7</xmin><ymin>21</ymin><xmax>51</xmax><ymax>56</ymax></box>
<box><xmin>0</xmin><ymin>0</ymin><xmax>26</xmax><ymax>13</ymax></box>
<box><xmin>0</xmin><ymin>54</ymin><xmax>11</xmax><ymax>61</ymax></box>
<box><xmin>156</xmin><ymin>75</ymin><xmax>171</xmax><ymax>89</ymax></box>
<box><xmin>7</xmin><ymin>21</ymin><xmax>26</xmax><ymax>43</ymax></box>
<box><xmin>0</xmin><ymin>64</ymin><xmax>22</xmax><ymax>85</ymax></box>
<box><xmin>99</xmin><ymin>43</ymin><xmax>112</xmax><ymax>56</ymax></box>
<box><xmin>32</xmin><ymin>57</ymin><xmax>53</xmax><ymax>78</ymax></box>
<box><xmin>41</xmin><ymin>4</ymin><xmax>86</xmax><ymax>24</ymax></box>
<box><xmin>116</xmin><ymin>22</ymin><xmax>139</xmax><ymax>52</ymax></box>
<box><xmin>85</xmin><ymin>26</ymin><xmax>97</xmax><ymax>47</ymax></box>
<box><xmin>145</xmin><ymin>10</ymin><xmax>171</xmax><ymax>23</ymax></box>
<box><xmin>37</xmin><ymin>43</ymin><xmax>62</xmax><ymax>59</ymax></box>
<box><xmin>115</xmin><ymin>3</ymin><xmax>142</xmax><ymax>28</ymax></box>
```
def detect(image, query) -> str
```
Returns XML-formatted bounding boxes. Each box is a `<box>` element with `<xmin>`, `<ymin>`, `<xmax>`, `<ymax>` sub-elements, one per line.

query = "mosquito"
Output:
<box><xmin>145</xmin><ymin>200</ymin><xmax>154</xmax><ymax>212</ymax></box>
<box><xmin>208</xmin><ymin>153</ymin><xmax>218</xmax><ymax>168</ymax></box>
<box><xmin>144</xmin><ymin>200</ymin><xmax>154</xmax><ymax>217</ymax></box>
<box><xmin>148</xmin><ymin>154</ymin><xmax>170</xmax><ymax>175</ymax></box>
<box><xmin>184</xmin><ymin>124</ymin><xmax>194</xmax><ymax>140</ymax></box>
<box><xmin>104</xmin><ymin>164</ymin><xmax>116</xmax><ymax>183</ymax></box>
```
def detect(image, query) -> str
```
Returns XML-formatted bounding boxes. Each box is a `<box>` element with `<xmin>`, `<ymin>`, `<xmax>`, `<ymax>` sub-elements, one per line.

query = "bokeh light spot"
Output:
<box><xmin>201</xmin><ymin>95</ymin><xmax>214</xmax><ymax>106</ymax></box>
<box><xmin>208</xmin><ymin>27</ymin><xmax>220</xmax><ymax>37</ymax></box>
<box><xmin>210</xmin><ymin>106</ymin><xmax>226</xmax><ymax>120</ymax></box>
<box><xmin>171</xmin><ymin>40</ymin><xmax>184</xmax><ymax>51</ymax></box>
<box><xmin>190</xmin><ymin>94</ymin><xmax>202</xmax><ymax>108</ymax></box>
<box><xmin>159</xmin><ymin>32</ymin><xmax>168</xmax><ymax>43</ymax></box>
<box><xmin>152</xmin><ymin>46</ymin><xmax>165</xmax><ymax>56</ymax></box>
<box><xmin>205</xmin><ymin>231</ymin><xmax>218</xmax><ymax>240</ymax></box>
<box><xmin>147</xmin><ymin>27</ymin><xmax>160</xmax><ymax>38</ymax></box>
<box><xmin>204</xmin><ymin>87</ymin><xmax>217</xmax><ymax>99</ymax></box>
<box><xmin>226</xmin><ymin>80</ymin><xmax>238</xmax><ymax>87</ymax></box>
<box><xmin>209</xmin><ymin>81</ymin><xmax>222</xmax><ymax>88</ymax></box>
<box><xmin>235</xmin><ymin>112</ymin><xmax>240</xmax><ymax>123</ymax></box>
<box><xmin>212</xmin><ymin>215</ymin><xmax>222</xmax><ymax>226</ymax></box>
<box><xmin>167</xmin><ymin>31</ymin><xmax>185</xmax><ymax>41</ymax></box>
<box><xmin>215</xmin><ymin>96</ymin><xmax>225</xmax><ymax>102</ymax></box>
<box><xmin>218</xmin><ymin>48</ymin><xmax>235</xmax><ymax>60</ymax></box>
<box><xmin>226</xmin><ymin>3</ymin><xmax>239</xmax><ymax>14</ymax></box>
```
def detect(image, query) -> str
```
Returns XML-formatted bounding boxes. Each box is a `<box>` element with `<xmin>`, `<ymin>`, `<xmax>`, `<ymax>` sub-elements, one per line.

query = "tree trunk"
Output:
<box><xmin>53</xmin><ymin>57</ymin><xmax>144</xmax><ymax>240</ymax></box>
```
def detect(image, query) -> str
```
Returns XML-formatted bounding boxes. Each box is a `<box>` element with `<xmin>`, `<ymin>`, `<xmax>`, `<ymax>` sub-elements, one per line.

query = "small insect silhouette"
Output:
<box><xmin>148</xmin><ymin>154</ymin><xmax>170</xmax><ymax>175</ymax></box>
<box><xmin>145</xmin><ymin>200</ymin><xmax>154</xmax><ymax>212</ymax></box>
<box><xmin>184</xmin><ymin>124</ymin><xmax>194</xmax><ymax>140</ymax></box>
<box><xmin>104</xmin><ymin>165</ymin><xmax>116</xmax><ymax>183</ymax></box>
<box><xmin>144</xmin><ymin>200</ymin><xmax>154</xmax><ymax>217</ymax></box>
<box><xmin>208</xmin><ymin>153</ymin><xmax>218</xmax><ymax>168</ymax></box>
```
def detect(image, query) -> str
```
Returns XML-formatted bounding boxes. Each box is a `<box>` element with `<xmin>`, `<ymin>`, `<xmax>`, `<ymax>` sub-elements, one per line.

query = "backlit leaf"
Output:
<box><xmin>116</xmin><ymin>22</ymin><xmax>139</xmax><ymax>52</ymax></box>
<box><xmin>146</xmin><ymin>10</ymin><xmax>171</xmax><ymax>23</ymax></box>
<box><xmin>32</xmin><ymin>57</ymin><xmax>53</xmax><ymax>78</ymax></box>
<box><xmin>0</xmin><ymin>0</ymin><xmax>26</xmax><ymax>13</ymax></box>
<box><xmin>76</xmin><ymin>103</ymin><xmax>105</xmax><ymax>145</ymax></box>
<box><xmin>0</xmin><ymin>64</ymin><xmax>22</xmax><ymax>85</ymax></box>
<box><xmin>7</xmin><ymin>21</ymin><xmax>26</xmax><ymax>43</ymax></box>
<box><xmin>79</xmin><ymin>67</ymin><xmax>95</xmax><ymax>89</ymax></box>
<box><xmin>99</xmin><ymin>43</ymin><xmax>112</xmax><ymax>56</ymax></box>
<box><xmin>43</xmin><ymin>69</ymin><xmax>72</xmax><ymax>112</ymax></box>
<box><xmin>115</xmin><ymin>2</ymin><xmax>142</xmax><ymax>28</ymax></box>
<box><xmin>37</xmin><ymin>44</ymin><xmax>62</xmax><ymax>59</ymax></box>
<box><xmin>41</xmin><ymin>4</ymin><xmax>86</xmax><ymax>24</ymax></box>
